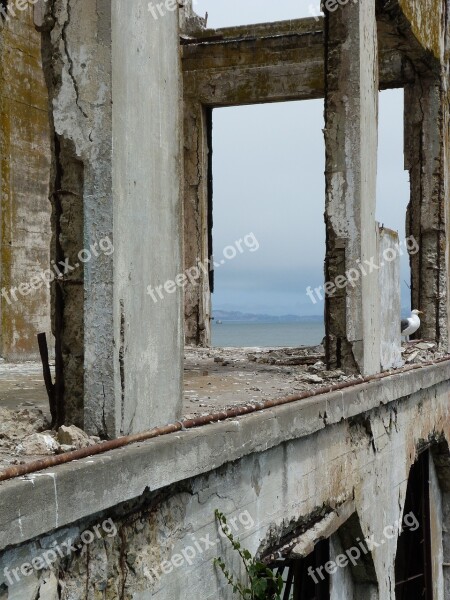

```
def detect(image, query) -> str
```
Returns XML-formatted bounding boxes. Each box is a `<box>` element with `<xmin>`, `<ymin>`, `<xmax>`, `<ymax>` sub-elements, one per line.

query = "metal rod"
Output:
<box><xmin>0</xmin><ymin>356</ymin><xmax>448</xmax><ymax>483</ymax></box>
<box><xmin>37</xmin><ymin>333</ymin><xmax>56</xmax><ymax>427</ymax></box>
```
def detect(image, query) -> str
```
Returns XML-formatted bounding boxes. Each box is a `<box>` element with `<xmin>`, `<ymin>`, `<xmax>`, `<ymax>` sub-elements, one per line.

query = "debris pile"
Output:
<box><xmin>184</xmin><ymin>342</ymin><xmax>447</xmax><ymax>419</ymax></box>
<box><xmin>400</xmin><ymin>340</ymin><xmax>444</xmax><ymax>364</ymax></box>
<box><xmin>0</xmin><ymin>407</ymin><xmax>100</xmax><ymax>470</ymax></box>
<box><xmin>183</xmin><ymin>346</ymin><xmax>363</xmax><ymax>419</ymax></box>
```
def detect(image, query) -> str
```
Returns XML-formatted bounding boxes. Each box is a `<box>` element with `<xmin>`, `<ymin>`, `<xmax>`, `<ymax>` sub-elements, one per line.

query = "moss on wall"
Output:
<box><xmin>0</xmin><ymin>6</ymin><xmax>52</xmax><ymax>359</ymax></box>
<box><xmin>399</xmin><ymin>0</ymin><xmax>443</xmax><ymax>60</ymax></box>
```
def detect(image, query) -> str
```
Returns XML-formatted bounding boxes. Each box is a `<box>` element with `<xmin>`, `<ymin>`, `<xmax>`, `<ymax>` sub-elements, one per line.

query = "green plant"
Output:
<box><xmin>213</xmin><ymin>510</ymin><xmax>283</xmax><ymax>600</ymax></box>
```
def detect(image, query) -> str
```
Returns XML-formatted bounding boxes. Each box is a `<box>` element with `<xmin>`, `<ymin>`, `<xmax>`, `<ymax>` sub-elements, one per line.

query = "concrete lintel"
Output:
<box><xmin>182</xmin><ymin>17</ymin><xmax>414</xmax><ymax>108</ymax></box>
<box><xmin>290</xmin><ymin>500</ymin><xmax>355</xmax><ymax>558</ymax></box>
<box><xmin>184</xmin><ymin>17</ymin><xmax>323</xmax><ymax>42</ymax></box>
<box><xmin>0</xmin><ymin>360</ymin><xmax>449</xmax><ymax>552</ymax></box>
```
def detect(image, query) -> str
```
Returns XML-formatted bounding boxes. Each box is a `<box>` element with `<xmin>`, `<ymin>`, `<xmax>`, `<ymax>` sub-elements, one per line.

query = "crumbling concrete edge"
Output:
<box><xmin>0</xmin><ymin>360</ymin><xmax>449</xmax><ymax>552</ymax></box>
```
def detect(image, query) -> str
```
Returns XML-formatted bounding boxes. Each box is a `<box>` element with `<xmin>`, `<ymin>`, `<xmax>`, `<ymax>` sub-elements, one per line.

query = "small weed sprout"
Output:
<box><xmin>213</xmin><ymin>510</ymin><xmax>283</xmax><ymax>600</ymax></box>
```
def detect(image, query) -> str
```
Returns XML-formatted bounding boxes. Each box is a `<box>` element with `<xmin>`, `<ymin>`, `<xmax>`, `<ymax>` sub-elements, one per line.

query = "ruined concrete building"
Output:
<box><xmin>1</xmin><ymin>0</ymin><xmax>450</xmax><ymax>598</ymax></box>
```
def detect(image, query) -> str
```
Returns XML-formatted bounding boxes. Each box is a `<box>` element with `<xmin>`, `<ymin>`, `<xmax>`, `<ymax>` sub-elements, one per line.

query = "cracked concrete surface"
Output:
<box><xmin>1</xmin><ymin>359</ymin><xmax>450</xmax><ymax>598</ymax></box>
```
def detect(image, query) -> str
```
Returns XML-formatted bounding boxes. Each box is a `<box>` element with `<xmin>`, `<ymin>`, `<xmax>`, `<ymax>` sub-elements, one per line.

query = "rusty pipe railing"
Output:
<box><xmin>1</xmin><ymin>357</ymin><xmax>449</xmax><ymax>483</ymax></box>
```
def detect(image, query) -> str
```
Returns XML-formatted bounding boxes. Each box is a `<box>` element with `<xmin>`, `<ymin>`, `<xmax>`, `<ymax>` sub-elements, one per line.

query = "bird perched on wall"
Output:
<box><xmin>401</xmin><ymin>309</ymin><xmax>423</xmax><ymax>342</ymax></box>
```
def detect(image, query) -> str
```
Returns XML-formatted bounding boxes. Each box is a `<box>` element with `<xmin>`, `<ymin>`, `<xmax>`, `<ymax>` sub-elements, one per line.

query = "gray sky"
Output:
<box><xmin>195</xmin><ymin>1</ymin><xmax>411</xmax><ymax>316</ymax></box>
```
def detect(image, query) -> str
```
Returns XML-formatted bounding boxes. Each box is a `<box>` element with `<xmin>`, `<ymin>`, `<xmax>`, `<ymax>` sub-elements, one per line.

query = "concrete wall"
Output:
<box><xmin>0</xmin><ymin>4</ymin><xmax>52</xmax><ymax>360</ymax></box>
<box><xmin>0</xmin><ymin>363</ymin><xmax>449</xmax><ymax>599</ymax></box>
<box><xmin>399</xmin><ymin>0</ymin><xmax>443</xmax><ymax>59</ymax></box>
<box><xmin>42</xmin><ymin>0</ymin><xmax>183</xmax><ymax>435</ymax></box>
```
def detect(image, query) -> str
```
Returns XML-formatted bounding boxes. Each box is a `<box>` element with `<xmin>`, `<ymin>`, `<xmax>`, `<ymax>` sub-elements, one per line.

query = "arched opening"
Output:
<box><xmin>267</xmin><ymin>510</ymin><xmax>379</xmax><ymax>599</ymax></box>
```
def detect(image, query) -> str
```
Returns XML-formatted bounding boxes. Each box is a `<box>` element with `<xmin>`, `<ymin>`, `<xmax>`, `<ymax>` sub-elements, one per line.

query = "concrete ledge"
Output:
<box><xmin>1</xmin><ymin>360</ymin><xmax>450</xmax><ymax>552</ymax></box>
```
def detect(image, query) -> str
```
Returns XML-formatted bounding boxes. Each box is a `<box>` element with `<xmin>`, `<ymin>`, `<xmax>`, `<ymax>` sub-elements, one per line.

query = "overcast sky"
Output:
<box><xmin>194</xmin><ymin>0</ymin><xmax>411</xmax><ymax>316</ymax></box>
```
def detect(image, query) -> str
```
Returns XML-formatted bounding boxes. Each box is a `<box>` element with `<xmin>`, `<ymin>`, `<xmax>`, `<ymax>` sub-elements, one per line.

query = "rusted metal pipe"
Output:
<box><xmin>1</xmin><ymin>357</ymin><xmax>449</xmax><ymax>483</ymax></box>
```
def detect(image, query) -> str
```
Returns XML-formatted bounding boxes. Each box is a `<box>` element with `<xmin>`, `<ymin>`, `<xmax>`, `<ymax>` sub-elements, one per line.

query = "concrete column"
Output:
<box><xmin>42</xmin><ymin>0</ymin><xmax>183</xmax><ymax>437</ymax></box>
<box><xmin>405</xmin><ymin>76</ymin><xmax>449</xmax><ymax>349</ymax></box>
<box><xmin>378</xmin><ymin>227</ymin><xmax>402</xmax><ymax>370</ymax></box>
<box><xmin>0</xmin><ymin>5</ymin><xmax>52</xmax><ymax>360</ymax></box>
<box><xmin>183</xmin><ymin>100</ymin><xmax>211</xmax><ymax>347</ymax></box>
<box><xmin>324</xmin><ymin>0</ymin><xmax>380</xmax><ymax>375</ymax></box>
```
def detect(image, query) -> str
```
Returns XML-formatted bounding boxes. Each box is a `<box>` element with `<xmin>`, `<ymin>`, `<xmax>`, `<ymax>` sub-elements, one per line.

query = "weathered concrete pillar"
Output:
<box><xmin>405</xmin><ymin>75</ymin><xmax>449</xmax><ymax>349</ymax></box>
<box><xmin>324</xmin><ymin>0</ymin><xmax>380</xmax><ymax>375</ymax></box>
<box><xmin>41</xmin><ymin>0</ymin><xmax>183</xmax><ymax>437</ymax></box>
<box><xmin>183</xmin><ymin>100</ymin><xmax>211</xmax><ymax>346</ymax></box>
<box><xmin>378</xmin><ymin>227</ymin><xmax>403</xmax><ymax>370</ymax></box>
<box><xmin>0</xmin><ymin>5</ymin><xmax>52</xmax><ymax>360</ymax></box>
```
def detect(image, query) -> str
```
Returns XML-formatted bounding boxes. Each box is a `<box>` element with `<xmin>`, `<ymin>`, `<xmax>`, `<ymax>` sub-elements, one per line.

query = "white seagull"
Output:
<box><xmin>401</xmin><ymin>309</ymin><xmax>423</xmax><ymax>342</ymax></box>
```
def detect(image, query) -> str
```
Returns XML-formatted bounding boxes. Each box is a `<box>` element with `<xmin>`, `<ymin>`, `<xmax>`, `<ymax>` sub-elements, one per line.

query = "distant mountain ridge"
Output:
<box><xmin>213</xmin><ymin>310</ymin><xmax>323</xmax><ymax>323</ymax></box>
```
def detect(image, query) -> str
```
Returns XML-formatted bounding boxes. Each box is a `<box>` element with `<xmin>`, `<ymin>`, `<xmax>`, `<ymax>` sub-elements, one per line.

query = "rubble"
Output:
<box><xmin>400</xmin><ymin>340</ymin><xmax>445</xmax><ymax>364</ymax></box>
<box><xmin>17</xmin><ymin>433</ymin><xmax>59</xmax><ymax>456</ymax></box>
<box><xmin>0</xmin><ymin>407</ymin><xmax>101</xmax><ymax>470</ymax></box>
<box><xmin>183</xmin><ymin>342</ymin><xmax>448</xmax><ymax>419</ymax></box>
<box><xmin>0</xmin><ymin>340</ymin><xmax>446</xmax><ymax>468</ymax></box>
<box><xmin>183</xmin><ymin>345</ymin><xmax>361</xmax><ymax>419</ymax></box>
<box><xmin>57</xmin><ymin>425</ymin><xmax>99</xmax><ymax>450</ymax></box>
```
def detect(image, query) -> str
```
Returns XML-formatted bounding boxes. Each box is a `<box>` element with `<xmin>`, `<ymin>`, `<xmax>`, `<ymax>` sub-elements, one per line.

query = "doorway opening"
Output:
<box><xmin>210</xmin><ymin>100</ymin><xmax>326</xmax><ymax>348</ymax></box>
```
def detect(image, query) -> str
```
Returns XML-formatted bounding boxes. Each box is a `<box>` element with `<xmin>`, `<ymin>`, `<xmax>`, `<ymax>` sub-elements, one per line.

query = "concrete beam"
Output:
<box><xmin>0</xmin><ymin>359</ymin><xmax>449</xmax><ymax>552</ymax></box>
<box><xmin>324</xmin><ymin>0</ymin><xmax>380</xmax><ymax>374</ymax></box>
<box><xmin>182</xmin><ymin>17</ymin><xmax>412</xmax><ymax>108</ymax></box>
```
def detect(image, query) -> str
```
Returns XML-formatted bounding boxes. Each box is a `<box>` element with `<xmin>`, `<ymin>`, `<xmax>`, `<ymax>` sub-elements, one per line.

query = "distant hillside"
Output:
<box><xmin>212</xmin><ymin>311</ymin><xmax>323</xmax><ymax>323</ymax></box>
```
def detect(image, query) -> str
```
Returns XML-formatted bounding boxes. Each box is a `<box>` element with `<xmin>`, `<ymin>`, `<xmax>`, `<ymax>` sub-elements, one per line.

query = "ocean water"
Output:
<box><xmin>211</xmin><ymin>321</ymin><xmax>325</xmax><ymax>348</ymax></box>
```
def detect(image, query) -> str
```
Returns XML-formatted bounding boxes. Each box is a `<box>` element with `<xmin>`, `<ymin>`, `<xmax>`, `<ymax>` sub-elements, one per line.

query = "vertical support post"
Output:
<box><xmin>324</xmin><ymin>0</ymin><xmax>380</xmax><ymax>375</ymax></box>
<box><xmin>183</xmin><ymin>100</ymin><xmax>211</xmax><ymax>347</ymax></box>
<box><xmin>405</xmin><ymin>74</ymin><xmax>449</xmax><ymax>349</ymax></box>
<box><xmin>378</xmin><ymin>227</ymin><xmax>403</xmax><ymax>370</ymax></box>
<box><xmin>42</xmin><ymin>0</ymin><xmax>183</xmax><ymax>437</ymax></box>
